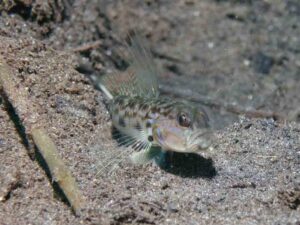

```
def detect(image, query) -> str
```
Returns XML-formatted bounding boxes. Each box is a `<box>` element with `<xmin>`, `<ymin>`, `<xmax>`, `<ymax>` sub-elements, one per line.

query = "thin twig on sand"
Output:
<box><xmin>71</xmin><ymin>40</ymin><xmax>102</xmax><ymax>53</ymax></box>
<box><xmin>0</xmin><ymin>57</ymin><xmax>85</xmax><ymax>215</ymax></box>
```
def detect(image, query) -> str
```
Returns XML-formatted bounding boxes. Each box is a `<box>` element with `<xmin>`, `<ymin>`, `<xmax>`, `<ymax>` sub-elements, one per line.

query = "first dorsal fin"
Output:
<box><xmin>98</xmin><ymin>32</ymin><xmax>159</xmax><ymax>99</ymax></box>
<box><xmin>99</xmin><ymin>68</ymin><xmax>140</xmax><ymax>99</ymax></box>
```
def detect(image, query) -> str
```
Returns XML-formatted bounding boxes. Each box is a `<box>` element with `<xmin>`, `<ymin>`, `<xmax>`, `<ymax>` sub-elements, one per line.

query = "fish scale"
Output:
<box><xmin>112</xmin><ymin>95</ymin><xmax>175</xmax><ymax>119</ymax></box>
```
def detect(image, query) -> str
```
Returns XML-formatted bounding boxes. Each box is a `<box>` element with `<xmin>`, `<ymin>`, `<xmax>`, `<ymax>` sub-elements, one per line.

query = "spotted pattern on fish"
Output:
<box><xmin>110</xmin><ymin>95</ymin><xmax>176</xmax><ymax>122</ymax></box>
<box><xmin>97</xmin><ymin>33</ymin><xmax>212</xmax><ymax>166</ymax></box>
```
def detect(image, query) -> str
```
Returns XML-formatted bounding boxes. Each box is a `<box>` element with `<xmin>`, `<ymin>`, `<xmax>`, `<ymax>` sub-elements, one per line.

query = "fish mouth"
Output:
<box><xmin>153</xmin><ymin>127</ymin><xmax>188</xmax><ymax>152</ymax></box>
<box><xmin>186</xmin><ymin>130</ymin><xmax>213</xmax><ymax>152</ymax></box>
<box><xmin>153</xmin><ymin>126</ymin><xmax>213</xmax><ymax>153</ymax></box>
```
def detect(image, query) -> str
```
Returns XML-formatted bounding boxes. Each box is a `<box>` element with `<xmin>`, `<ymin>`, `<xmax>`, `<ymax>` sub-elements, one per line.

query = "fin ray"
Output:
<box><xmin>98</xmin><ymin>32</ymin><xmax>159</xmax><ymax>99</ymax></box>
<box><xmin>130</xmin><ymin>146</ymin><xmax>162</xmax><ymax>165</ymax></box>
<box><xmin>127</xmin><ymin>33</ymin><xmax>159</xmax><ymax>97</ymax></box>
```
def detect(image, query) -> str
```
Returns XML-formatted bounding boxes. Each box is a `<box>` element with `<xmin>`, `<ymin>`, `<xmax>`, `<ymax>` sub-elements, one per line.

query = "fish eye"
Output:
<box><xmin>178</xmin><ymin>112</ymin><xmax>191</xmax><ymax>127</ymax></box>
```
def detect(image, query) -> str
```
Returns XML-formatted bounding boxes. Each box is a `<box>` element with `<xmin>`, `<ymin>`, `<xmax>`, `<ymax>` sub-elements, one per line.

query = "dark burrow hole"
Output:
<box><xmin>6</xmin><ymin>2</ymin><xmax>32</xmax><ymax>20</ymax></box>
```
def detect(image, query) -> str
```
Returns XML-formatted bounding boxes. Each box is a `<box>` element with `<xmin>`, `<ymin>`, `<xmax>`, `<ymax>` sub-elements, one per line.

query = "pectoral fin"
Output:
<box><xmin>130</xmin><ymin>146</ymin><xmax>162</xmax><ymax>165</ymax></box>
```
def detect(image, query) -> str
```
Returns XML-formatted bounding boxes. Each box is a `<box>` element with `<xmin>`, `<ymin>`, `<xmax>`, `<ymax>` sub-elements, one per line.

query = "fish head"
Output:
<box><xmin>152</xmin><ymin>103</ymin><xmax>212</xmax><ymax>153</ymax></box>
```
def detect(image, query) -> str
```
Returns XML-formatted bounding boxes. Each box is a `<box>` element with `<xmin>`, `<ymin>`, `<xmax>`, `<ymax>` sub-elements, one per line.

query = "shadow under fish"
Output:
<box><xmin>156</xmin><ymin>151</ymin><xmax>217</xmax><ymax>179</ymax></box>
<box><xmin>112</xmin><ymin>127</ymin><xmax>216</xmax><ymax>178</ymax></box>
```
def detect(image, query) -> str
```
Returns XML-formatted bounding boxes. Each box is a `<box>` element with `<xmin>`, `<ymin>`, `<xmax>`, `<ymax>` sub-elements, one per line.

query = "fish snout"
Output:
<box><xmin>187</xmin><ymin>130</ymin><xmax>213</xmax><ymax>152</ymax></box>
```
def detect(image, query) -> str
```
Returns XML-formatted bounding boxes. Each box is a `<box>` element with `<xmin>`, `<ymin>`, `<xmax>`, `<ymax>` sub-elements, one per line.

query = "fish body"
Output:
<box><xmin>98</xmin><ymin>34</ymin><xmax>212</xmax><ymax>164</ymax></box>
